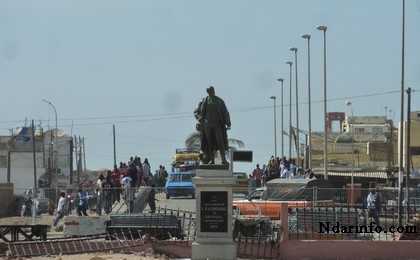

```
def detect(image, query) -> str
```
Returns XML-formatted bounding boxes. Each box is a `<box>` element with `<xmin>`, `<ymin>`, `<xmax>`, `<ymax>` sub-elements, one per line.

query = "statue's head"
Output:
<box><xmin>206</xmin><ymin>86</ymin><xmax>215</xmax><ymax>96</ymax></box>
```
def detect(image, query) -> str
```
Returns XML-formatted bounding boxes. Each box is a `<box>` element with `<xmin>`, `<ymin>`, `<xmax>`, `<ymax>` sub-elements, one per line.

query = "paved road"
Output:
<box><xmin>154</xmin><ymin>192</ymin><xmax>197</xmax><ymax>213</ymax></box>
<box><xmin>113</xmin><ymin>187</ymin><xmax>244</xmax><ymax>215</ymax></box>
<box><xmin>152</xmin><ymin>191</ymin><xmax>245</xmax><ymax>213</ymax></box>
<box><xmin>111</xmin><ymin>188</ymin><xmax>197</xmax><ymax>214</ymax></box>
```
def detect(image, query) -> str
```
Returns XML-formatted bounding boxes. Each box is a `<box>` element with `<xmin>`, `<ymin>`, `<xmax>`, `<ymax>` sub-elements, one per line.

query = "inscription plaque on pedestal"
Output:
<box><xmin>200</xmin><ymin>191</ymin><xmax>228</xmax><ymax>232</ymax></box>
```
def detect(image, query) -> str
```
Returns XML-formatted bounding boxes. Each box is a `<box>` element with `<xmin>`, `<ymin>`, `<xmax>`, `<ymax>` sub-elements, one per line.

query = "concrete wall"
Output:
<box><xmin>401</xmin><ymin>120</ymin><xmax>420</xmax><ymax>171</ymax></box>
<box><xmin>278</xmin><ymin>203</ymin><xmax>420</xmax><ymax>259</ymax></box>
<box><xmin>0</xmin><ymin>133</ymin><xmax>73</xmax><ymax>192</ymax></box>
<box><xmin>410</xmin><ymin>119</ymin><xmax>420</xmax><ymax>171</ymax></box>
<box><xmin>281</xmin><ymin>239</ymin><xmax>419</xmax><ymax>259</ymax></box>
<box><xmin>0</xmin><ymin>183</ymin><xmax>14</xmax><ymax>217</ymax></box>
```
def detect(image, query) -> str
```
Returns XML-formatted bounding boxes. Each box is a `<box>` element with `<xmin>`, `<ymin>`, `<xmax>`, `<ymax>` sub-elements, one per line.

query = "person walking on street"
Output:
<box><xmin>47</xmin><ymin>199</ymin><xmax>55</xmax><ymax>215</ymax></box>
<box><xmin>134</xmin><ymin>156</ymin><xmax>143</xmax><ymax>186</ymax></box>
<box><xmin>24</xmin><ymin>198</ymin><xmax>33</xmax><ymax>217</ymax></box>
<box><xmin>95</xmin><ymin>174</ymin><xmax>105</xmax><ymax>216</ymax></box>
<box><xmin>148</xmin><ymin>184</ymin><xmax>157</xmax><ymax>213</ymax></box>
<box><xmin>126</xmin><ymin>163</ymin><xmax>138</xmax><ymax>188</ymax></box>
<box><xmin>52</xmin><ymin>192</ymin><xmax>66</xmax><ymax>228</ymax></box>
<box><xmin>103</xmin><ymin>170</ymin><xmax>115</xmax><ymax>214</ymax></box>
<box><xmin>112</xmin><ymin>167</ymin><xmax>122</xmax><ymax>203</ymax></box>
<box><xmin>121</xmin><ymin>173</ymin><xmax>133</xmax><ymax>213</ymax></box>
<box><xmin>157</xmin><ymin>165</ymin><xmax>166</xmax><ymax>192</ymax></box>
<box><xmin>76</xmin><ymin>188</ymin><xmax>89</xmax><ymax>216</ymax></box>
<box><xmin>366</xmin><ymin>190</ymin><xmax>379</xmax><ymax>225</ymax></box>
<box><xmin>252</xmin><ymin>164</ymin><xmax>263</xmax><ymax>188</ymax></box>
<box><xmin>142</xmin><ymin>158</ymin><xmax>151</xmax><ymax>186</ymax></box>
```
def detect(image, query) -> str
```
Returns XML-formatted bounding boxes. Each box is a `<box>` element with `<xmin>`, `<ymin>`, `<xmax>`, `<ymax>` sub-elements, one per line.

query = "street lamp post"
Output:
<box><xmin>285</xmin><ymin>61</ymin><xmax>293</xmax><ymax>159</ymax></box>
<box><xmin>289</xmin><ymin>47</ymin><xmax>300</xmax><ymax>165</ymax></box>
<box><xmin>277</xmin><ymin>78</ymin><xmax>284</xmax><ymax>157</ymax></box>
<box><xmin>398</xmin><ymin>0</ymin><xmax>406</xmax><ymax>227</ymax></box>
<box><xmin>316</xmin><ymin>24</ymin><xmax>328</xmax><ymax>180</ymax></box>
<box><xmin>43</xmin><ymin>99</ymin><xmax>58</xmax><ymax>193</ymax></box>
<box><xmin>346</xmin><ymin>101</ymin><xmax>355</xmax><ymax>205</ymax></box>
<box><xmin>270</xmin><ymin>96</ymin><xmax>277</xmax><ymax>159</ymax></box>
<box><xmin>301</xmin><ymin>33</ymin><xmax>312</xmax><ymax>170</ymax></box>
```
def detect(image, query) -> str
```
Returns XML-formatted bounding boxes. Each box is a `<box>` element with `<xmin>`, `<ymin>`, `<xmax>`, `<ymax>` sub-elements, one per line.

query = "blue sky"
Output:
<box><xmin>1</xmin><ymin>0</ymin><xmax>419</xmax><ymax>175</ymax></box>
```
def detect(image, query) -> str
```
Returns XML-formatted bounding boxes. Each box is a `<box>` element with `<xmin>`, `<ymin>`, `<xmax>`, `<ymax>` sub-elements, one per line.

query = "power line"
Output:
<box><xmin>0</xmin><ymin>89</ymin><xmax>403</xmax><ymax>129</ymax></box>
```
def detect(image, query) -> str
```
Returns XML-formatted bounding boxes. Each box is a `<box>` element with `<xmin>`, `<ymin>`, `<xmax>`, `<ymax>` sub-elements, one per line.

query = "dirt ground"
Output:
<box><xmin>0</xmin><ymin>215</ymin><xmax>173</xmax><ymax>259</ymax></box>
<box><xmin>27</xmin><ymin>252</ymin><xmax>166</xmax><ymax>260</ymax></box>
<box><xmin>0</xmin><ymin>215</ymin><xmax>55</xmax><ymax>226</ymax></box>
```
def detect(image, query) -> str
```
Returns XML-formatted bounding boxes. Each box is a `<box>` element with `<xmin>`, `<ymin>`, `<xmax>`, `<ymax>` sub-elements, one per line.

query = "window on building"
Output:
<box><xmin>372</xmin><ymin>128</ymin><xmax>383</xmax><ymax>134</ymax></box>
<box><xmin>355</xmin><ymin>128</ymin><xmax>364</xmax><ymax>133</ymax></box>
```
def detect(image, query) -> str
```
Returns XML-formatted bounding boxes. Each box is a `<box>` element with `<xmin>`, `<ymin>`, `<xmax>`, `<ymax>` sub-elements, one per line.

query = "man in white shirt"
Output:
<box><xmin>281</xmin><ymin>167</ymin><xmax>290</xmax><ymax>179</ymax></box>
<box><xmin>121</xmin><ymin>175</ymin><xmax>133</xmax><ymax>213</ymax></box>
<box><xmin>366</xmin><ymin>191</ymin><xmax>379</xmax><ymax>224</ymax></box>
<box><xmin>52</xmin><ymin>192</ymin><xmax>66</xmax><ymax>228</ymax></box>
<box><xmin>121</xmin><ymin>175</ymin><xmax>132</xmax><ymax>189</ymax></box>
<box><xmin>95</xmin><ymin>174</ymin><xmax>105</xmax><ymax>215</ymax></box>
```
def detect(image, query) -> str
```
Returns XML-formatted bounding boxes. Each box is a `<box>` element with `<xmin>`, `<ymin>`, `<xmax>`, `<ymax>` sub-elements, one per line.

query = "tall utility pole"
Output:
<box><xmin>285</xmin><ymin>61</ymin><xmax>293</xmax><ymax>159</ymax></box>
<box><xmin>277</xmin><ymin>78</ymin><xmax>285</xmax><ymax>158</ymax></box>
<box><xmin>7</xmin><ymin>143</ymin><xmax>11</xmax><ymax>183</ymax></box>
<box><xmin>82</xmin><ymin>137</ymin><xmax>86</xmax><ymax>174</ymax></box>
<box><xmin>74</xmin><ymin>135</ymin><xmax>80</xmax><ymax>185</ymax></box>
<box><xmin>290</xmin><ymin>47</ymin><xmax>300</xmax><ymax>164</ymax></box>
<box><xmin>78</xmin><ymin>136</ymin><xmax>83</xmax><ymax>175</ymax></box>
<box><xmin>301</xmin><ymin>33</ymin><xmax>312</xmax><ymax>170</ymax></box>
<box><xmin>346</xmin><ymin>101</ymin><xmax>355</xmax><ymax>204</ymax></box>
<box><xmin>113</xmin><ymin>125</ymin><xmax>117</xmax><ymax>169</ymax></box>
<box><xmin>43</xmin><ymin>99</ymin><xmax>58</xmax><ymax>193</ymax></box>
<box><xmin>316</xmin><ymin>24</ymin><xmax>328</xmax><ymax>180</ymax></box>
<box><xmin>405</xmin><ymin>87</ymin><xmax>413</xmax><ymax>221</ymax></box>
<box><xmin>398</xmin><ymin>0</ymin><xmax>405</xmax><ymax>226</ymax></box>
<box><xmin>270</xmin><ymin>96</ymin><xmax>277</xmax><ymax>159</ymax></box>
<box><xmin>31</xmin><ymin>120</ymin><xmax>37</xmax><ymax>198</ymax></box>
<box><xmin>31</xmin><ymin>120</ymin><xmax>37</xmax><ymax>223</ymax></box>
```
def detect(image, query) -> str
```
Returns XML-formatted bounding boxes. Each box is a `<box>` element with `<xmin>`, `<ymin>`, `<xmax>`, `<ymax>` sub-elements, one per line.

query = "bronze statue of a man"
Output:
<box><xmin>194</xmin><ymin>86</ymin><xmax>231</xmax><ymax>164</ymax></box>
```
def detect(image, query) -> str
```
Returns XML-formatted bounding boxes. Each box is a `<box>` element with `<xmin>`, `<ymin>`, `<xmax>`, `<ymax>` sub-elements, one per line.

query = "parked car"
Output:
<box><xmin>232</xmin><ymin>171</ymin><xmax>250</xmax><ymax>195</ymax></box>
<box><xmin>233</xmin><ymin>178</ymin><xmax>334</xmax><ymax>220</ymax></box>
<box><xmin>34</xmin><ymin>197</ymin><xmax>49</xmax><ymax>215</ymax></box>
<box><xmin>165</xmin><ymin>170</ymin><xmax>195</xmax><ymax>199</ymax></box>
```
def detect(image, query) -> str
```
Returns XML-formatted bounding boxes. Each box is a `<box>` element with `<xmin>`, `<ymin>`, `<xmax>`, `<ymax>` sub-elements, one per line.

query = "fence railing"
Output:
<box><xmin>3</xmin><ymin>186</ymin><xmax>153</xmax><ymax>217</ymax></box>
<box><xmin>3</xmin><ymin>186</ymin><xmax>419</xmax><ymax>244</ymax></box>
<box><xmin>286</xmin><ymin>202</ymin><xmax>419</xmax><ymax>241</ymax></box>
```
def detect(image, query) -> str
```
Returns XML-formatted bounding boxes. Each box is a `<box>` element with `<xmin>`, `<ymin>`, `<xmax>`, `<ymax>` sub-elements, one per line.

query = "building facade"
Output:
<box><xmin>0</xmin><ymin>126</ymin><xmax>73</xmax><ymax>194</ymax></box>
<box><xmin>311</xmin><ymin>112</ymin><xmax>420</xmax><ymax>188</ymax></box>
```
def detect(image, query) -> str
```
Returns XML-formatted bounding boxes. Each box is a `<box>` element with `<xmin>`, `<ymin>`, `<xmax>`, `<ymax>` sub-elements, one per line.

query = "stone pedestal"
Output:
<box><xmin>192</xmin><ymin>168</ymin><xmax>237</xmax><ymax>260</ymax></box>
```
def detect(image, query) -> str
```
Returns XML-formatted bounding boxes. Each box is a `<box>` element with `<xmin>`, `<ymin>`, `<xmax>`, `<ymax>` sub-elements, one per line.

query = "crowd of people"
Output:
<box><xmin>93</xmin><ymin>156</ymin><xmax>168</xmax><ymax>216</ymax></box>
<box><xmin>250</xmin><ymin>155</ymin><xmax>315</xmax><ymax>188</ymax></box>
<box><xmin>49</xmin><ymin>155</ymin><xmax>167</xmax><ymax>228</ymax></box>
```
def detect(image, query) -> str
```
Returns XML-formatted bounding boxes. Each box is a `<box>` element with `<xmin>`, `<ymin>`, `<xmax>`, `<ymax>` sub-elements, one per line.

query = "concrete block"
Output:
<box><xmin>63</xmin><ymin>215</ymin><xmax>109</xmax><ymax>237</ymax></box>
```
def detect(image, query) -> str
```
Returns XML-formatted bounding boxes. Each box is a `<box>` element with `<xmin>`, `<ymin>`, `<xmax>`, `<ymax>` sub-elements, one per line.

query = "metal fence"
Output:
<box><xmin>261</xmin><ymin>187</ymin><xmax>420</xmax><ymax>205</ymax></box>
<box><xmin>3</xmin><ymin>186</ymin><xmax>420</xmax><ymax>258</ymax></box>
<box><xmin>111</xmin><ymin>206</ymin><xmax>282</xmax><ymax>259</ymax></box>
<box><xmin>287</xmin><ymin>202</ymin><xmax>419</xmax><ymax>241</ymax></box>
<box><xmin>106</xmin><ymin>207</ymin><xmax>197</xmax><ymax>242</ymax></box>
<box><xmin>277</xmin><ymin>187</ymin><xmax>419</xmax><ymax>241</ymax></box>
<box><xmin>3</xmin><ymin>186</ymin><xmax>150</xmax><ymax>217</ymax></box>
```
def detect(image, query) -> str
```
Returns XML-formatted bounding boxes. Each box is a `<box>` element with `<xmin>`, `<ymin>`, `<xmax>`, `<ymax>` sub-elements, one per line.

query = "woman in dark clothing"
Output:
<box><xmin>103</xmin><ymin>170</ymin><xmax>115</xmax><ymax>214</ymax></box>
<box><xmin>148</xmin><ymin>184</ymin><xmax>157</xmax><ymax>213</ymax></box>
